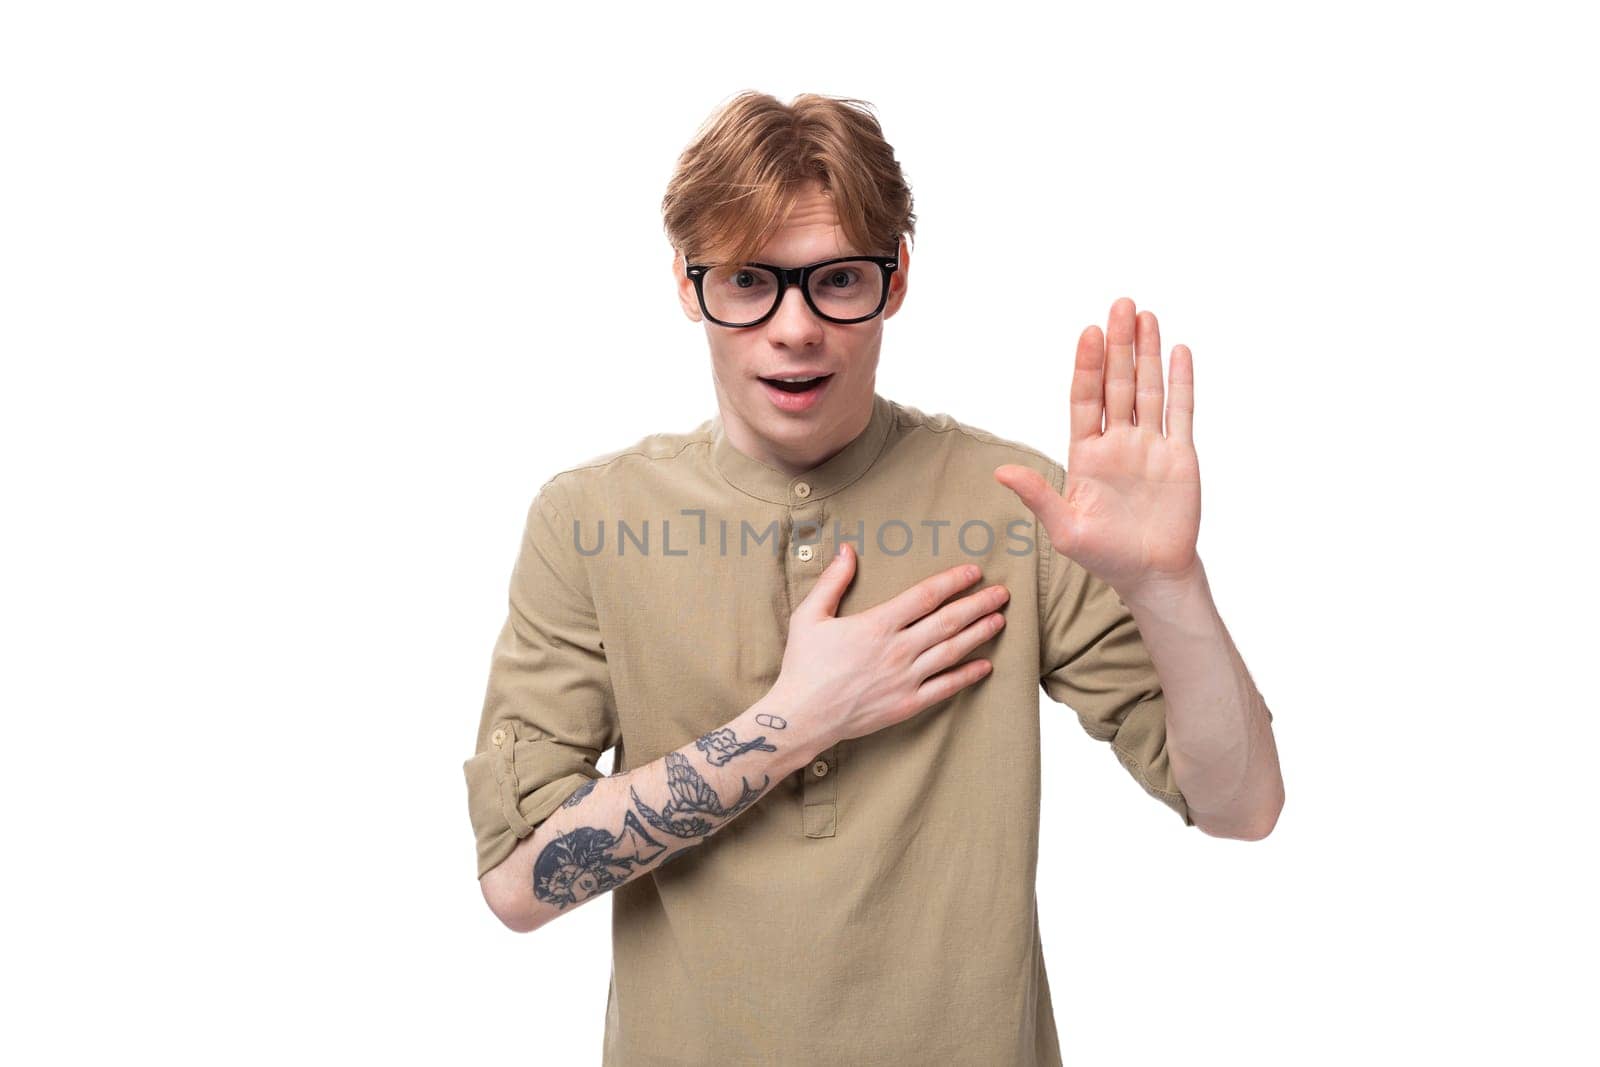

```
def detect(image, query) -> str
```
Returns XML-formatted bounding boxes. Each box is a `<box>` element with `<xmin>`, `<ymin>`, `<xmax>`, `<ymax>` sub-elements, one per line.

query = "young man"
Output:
<box><xmin>464</xmin><ymin>91</ymin><xmax>1283</xmax><ymax>1064</ymax></box>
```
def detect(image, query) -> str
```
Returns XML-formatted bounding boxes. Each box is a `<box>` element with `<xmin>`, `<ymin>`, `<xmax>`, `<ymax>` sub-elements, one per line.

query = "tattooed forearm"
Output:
<box><xmin>695</xmin><ymin>726</ymin><xmax>778</xmax><ymax>766</ymax></box>
<box><xmin>631</xmin><ymin>752</ymin><xmax>770</xmax><ymax>839</ymax></box>
<box><xmin>533</xmin><ymin>809</ymin><xmax>668</xmax><ymax>909</ymax></box>
<box><xmin>494</xmin><ymin>691</ymin><xmax>827</xmax><ymax>933</ymax></box>
<box><xmin>531</xmin><ymin>755</ymin><xmax>771</xmax><ymax>910</ymax></box>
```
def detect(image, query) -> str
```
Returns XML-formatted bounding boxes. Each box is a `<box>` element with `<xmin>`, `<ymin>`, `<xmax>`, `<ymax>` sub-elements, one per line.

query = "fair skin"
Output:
<box><xmin>994</xmin><ymin>302</ymin><xmax>1285</xmax><ymax>838</ymax></box>
<box><xmin>672</xmin><ymin>182</ymin><xmax>909</xmax><ymax>477</ymax></box>
<box><xmin>482</xmin><ymin>180</ymin><xmax>1280</xmax><ymax>929</ymax></box>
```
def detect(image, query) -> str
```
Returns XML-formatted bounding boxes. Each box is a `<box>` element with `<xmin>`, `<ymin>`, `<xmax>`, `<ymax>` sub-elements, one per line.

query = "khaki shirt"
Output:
<box><xmin>463</xmin><ymin>392</ymin><xmax>1191</xmax><ymax>1065</ymax></box>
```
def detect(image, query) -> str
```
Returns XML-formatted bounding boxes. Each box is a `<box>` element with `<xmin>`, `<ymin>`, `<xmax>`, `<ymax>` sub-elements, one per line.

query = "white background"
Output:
<box><xmin>4</xmin><ymin>2</ymin><xmax>1596</xmax><ymax>1064</ymax></box>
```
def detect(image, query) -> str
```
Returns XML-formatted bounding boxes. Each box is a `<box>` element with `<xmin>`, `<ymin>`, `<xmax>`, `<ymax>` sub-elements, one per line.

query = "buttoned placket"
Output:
<box><xmin>785</xmin><ymin>476</ymin><xmax>839</xmax><ymax>839</ymax></box>
<box><xmin>710</xmin><ymin>396</ymin><xmax>895</xmax><ymax>840</ymax></box>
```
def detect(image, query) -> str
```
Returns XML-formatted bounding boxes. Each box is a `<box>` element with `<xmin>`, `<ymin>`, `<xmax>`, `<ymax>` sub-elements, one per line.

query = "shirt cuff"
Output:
<box><xmin>463</xmin><ymin>719</ymin><xmax>605</xmax><ymax>878</ymax></box>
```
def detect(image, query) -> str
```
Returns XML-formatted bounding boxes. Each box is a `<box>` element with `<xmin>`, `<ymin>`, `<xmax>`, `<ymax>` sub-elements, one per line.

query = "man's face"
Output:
<box><xmin>674</xmin><ymin>180</ymin><xmax>909</xmax><ymax>474</ymax></box>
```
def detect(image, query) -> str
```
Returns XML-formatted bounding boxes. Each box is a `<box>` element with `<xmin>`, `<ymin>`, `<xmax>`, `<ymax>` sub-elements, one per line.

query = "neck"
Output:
<box><xmin>719</xmin><ymin>396</ymin><xmax>875</xmax><ymax>477</ymax></box>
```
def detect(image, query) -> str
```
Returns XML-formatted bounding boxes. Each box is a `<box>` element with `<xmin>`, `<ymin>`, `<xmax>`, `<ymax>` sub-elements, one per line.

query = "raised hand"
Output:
<box><xmin>995</xmin><ymin>297</ymin><xmax>1201</xmax><ymax>597</ymax></box>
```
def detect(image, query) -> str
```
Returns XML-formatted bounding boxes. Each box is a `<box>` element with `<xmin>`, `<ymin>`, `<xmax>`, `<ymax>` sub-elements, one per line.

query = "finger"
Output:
<box><xmin>993</xmin><ymin>464</ymin><xmax>1075</xmax><ymax>555</ymax></box>
<box><xmin>794</xmin><ymin>540</ymin><xmax>856</xmax><ymax>620</ymax></box>
<box><xmin>1069</xmin><ymin>325</ymin><xmax>1106</xmax><ymax>442</ymax></box>
<box><xmin>1167</xmin><ymin>344</ymin><xmax>1195</xmax><ymax>444</ymax></box>
<box><xmin>900</xmin><ymin>581</ymin><xmax>1010</xmax><ymax>655</ymax></box>
<box><xmin>1103</xmin><ymin>297</ymin><xmax>1136</xmax><ymax>428</ymax></box>
<box><xmin>911</xmin><ymin>607</ymin><xmax>1006</xmax><ymax>680</ymax></box>
<box><xmin>874</xmin><ymin>561</ymin><xmax>982</xmax><ymax>631</ymax></box>
<box><xmin>912</xmin><ymin>658</ymin><xmax>993</xmax><ymax>711</ymax></box>
<box><xmin>1134</xmin><ymin>309</ymin><xmax>1164</xmax><ymax>433</ymax></box>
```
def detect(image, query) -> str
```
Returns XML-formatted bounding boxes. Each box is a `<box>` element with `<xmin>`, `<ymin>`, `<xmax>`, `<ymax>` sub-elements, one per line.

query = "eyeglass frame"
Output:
<box><xmin>684</xmin><ymin>254</ymin><xmax>901</xmax><ymax>328</ymax></box>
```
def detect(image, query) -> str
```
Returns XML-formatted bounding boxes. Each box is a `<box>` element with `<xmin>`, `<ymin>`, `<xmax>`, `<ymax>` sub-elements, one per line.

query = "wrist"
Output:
<box><xmin>1117</xmin><ymin>556</ymin><xmax>1208</xmax><ymax>615</ymax></box>
<box><xmin>750</xmin><ymin>688</ymin><xmax>836</xmax><ymax>777</ymax></box>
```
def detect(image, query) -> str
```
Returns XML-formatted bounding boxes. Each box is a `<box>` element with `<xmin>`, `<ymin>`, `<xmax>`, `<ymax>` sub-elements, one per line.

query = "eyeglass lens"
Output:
<box><xmin>699</xmin><ymin>260</ymin><xmax>885</xmax><ymax>325</ymax></box>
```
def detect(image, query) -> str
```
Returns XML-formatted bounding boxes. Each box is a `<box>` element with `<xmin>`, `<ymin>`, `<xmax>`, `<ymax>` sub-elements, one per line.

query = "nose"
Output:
<box><xmin>764</xmin><ymin>282</ymin><xmax>824</xmax><ymax>350</ymax></box>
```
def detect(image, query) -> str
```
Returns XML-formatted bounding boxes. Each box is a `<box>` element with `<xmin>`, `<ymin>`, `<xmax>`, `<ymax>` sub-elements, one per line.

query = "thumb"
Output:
<box><xmin>994</xmin><ymin>464</ymin><xmax>1075</xmax><ymax>553</ymax></box>
<box><xmin>796</xmin><ymin>541</ymin><xmax>857</xmax><ymax>620</ymax></box>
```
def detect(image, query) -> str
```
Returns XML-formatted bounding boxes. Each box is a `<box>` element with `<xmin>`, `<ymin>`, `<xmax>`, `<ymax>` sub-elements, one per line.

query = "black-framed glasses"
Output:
<box><xmin>685</xmin><ymin>254</ymin><xmax>899</xmax><ymax>328</ymax></box>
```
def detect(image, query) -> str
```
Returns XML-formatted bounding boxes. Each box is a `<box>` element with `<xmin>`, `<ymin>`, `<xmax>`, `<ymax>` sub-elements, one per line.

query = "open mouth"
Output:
<box><xmin>758</xmin><ymin>373</ymin><xmax>834</xmax><ymax>394</ymax></box>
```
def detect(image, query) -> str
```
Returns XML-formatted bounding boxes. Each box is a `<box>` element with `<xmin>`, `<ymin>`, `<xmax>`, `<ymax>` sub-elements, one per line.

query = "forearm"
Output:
<box><xmin>1121</xmin><ymin>557</ymin><xmax>1284</xmax><ymax>839</ymax></box>
<box><xmin>481</xmin><ymin>690</ymin><xmax>828</xmax><ymax>932</ymax></box>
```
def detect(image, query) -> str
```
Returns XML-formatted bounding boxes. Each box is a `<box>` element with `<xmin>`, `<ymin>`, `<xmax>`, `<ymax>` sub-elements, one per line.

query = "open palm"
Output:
<box><xmin>995</xmin><ymin>297</ymin><xmax>1201</xmax><ymax>596</ymax></box>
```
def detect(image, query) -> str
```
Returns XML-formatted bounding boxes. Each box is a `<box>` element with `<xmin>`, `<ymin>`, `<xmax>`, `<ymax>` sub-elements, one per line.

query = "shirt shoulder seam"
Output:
<box><xmin>539</xmin><ymin>436</ymin><xmax>713</xmax><ymax>493</ymax></box>
<box><xmin>891</xmin><ymin>410</ymin><xmax>1060</xmax><ymax>468</ymax></box>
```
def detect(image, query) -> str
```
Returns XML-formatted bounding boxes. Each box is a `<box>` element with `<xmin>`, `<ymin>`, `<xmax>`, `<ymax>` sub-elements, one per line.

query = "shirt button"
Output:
<box><xmin>491</xmin><ymin>728</ymin><xmax>507</xmax><ymax>747</ymax></box>
<box><xmin>811</xmin><ymin>759</ymin><xmax>829</xmax><ymax>777</ymax></box>
<box><xmin>793</xmin><ymin>481</ymin><xmax>812</xmax><ymax>499</ymax></box>
<box><xmin>797</xmin><ymin>545</ymin><xmax>814</xmax><ymax>562</ymax></box>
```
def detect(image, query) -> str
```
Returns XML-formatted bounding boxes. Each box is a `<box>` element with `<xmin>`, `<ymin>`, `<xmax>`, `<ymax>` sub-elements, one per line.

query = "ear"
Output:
<box><xmin>672</xmin><ymin>250</ymin><xmax>703</xmax><ymax>322</ymax></box>
<box><xmin>883</xmin><ymin>237</ymin><xmax>910</xmax><ymax>320</ymax></box>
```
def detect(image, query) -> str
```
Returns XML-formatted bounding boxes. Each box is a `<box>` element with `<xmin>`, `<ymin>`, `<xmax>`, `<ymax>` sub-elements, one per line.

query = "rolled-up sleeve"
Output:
<box><xmin>464</xmin><ymin>477</ymin><xmax>621</xmax><ymax>878</ymax></box>
<box><xmin>1036</xmin><ymin>460</ymin><xmax>1193</xmax><ymax>827</ymax></box>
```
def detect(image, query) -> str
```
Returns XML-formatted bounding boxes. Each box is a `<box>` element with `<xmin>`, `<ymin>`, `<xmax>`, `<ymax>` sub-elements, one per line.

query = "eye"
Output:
<box><xmin>822</xmin><ymin>268</ymin><xmax>860</xmax><ymax>288</ymax></box>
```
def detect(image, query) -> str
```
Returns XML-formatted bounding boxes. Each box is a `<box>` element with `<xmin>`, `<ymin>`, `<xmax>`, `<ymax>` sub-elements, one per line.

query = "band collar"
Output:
<box><xmin>710</xmin><ymin>392</ymin><xmax>896</xmax><ymax>505</ymax></box>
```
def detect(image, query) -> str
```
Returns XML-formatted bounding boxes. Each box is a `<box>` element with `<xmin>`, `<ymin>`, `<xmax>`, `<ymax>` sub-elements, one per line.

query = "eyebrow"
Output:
<box><xmin>739</xmin><ymin>251</ymin><xmax>868</xmax><ymax>267</ymax></box>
